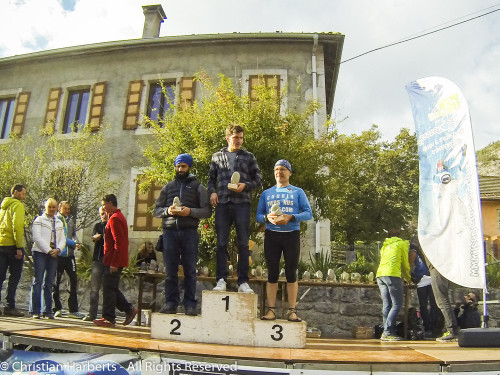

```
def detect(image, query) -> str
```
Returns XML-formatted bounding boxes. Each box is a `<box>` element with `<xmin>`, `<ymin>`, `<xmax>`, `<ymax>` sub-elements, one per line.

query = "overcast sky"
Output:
<box><xmin>1</xmin><ymin>0</ymin><xmax>499</xmax><ymax>150</ymax></box>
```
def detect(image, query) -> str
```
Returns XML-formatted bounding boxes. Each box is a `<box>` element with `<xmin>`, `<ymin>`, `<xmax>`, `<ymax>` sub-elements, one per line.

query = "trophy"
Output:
<box><xmin>270</xmin><ymin>203</ymin><xmax>284</xmax><ymax>222</ymax></box>
<box><xmin>255</xmin><ymin>265</ymin><xmax>263</xmax><ymax>278</ymax></box>
<box><xmin>351</xmin><ymin>272</ymin><xmax>362</xmax><ymax>283</ymax></box>
<box><xmin>228</xmin><ymin>171</ymin><xmax>240</xmax><ymax>190</ymax></box>
<box><xmin>327</xmin><ymin>269</ymin><xmax>337</xmax><ymax>282</ymax></box>
<box><xmin>171</xmin><ymin>196</ymin><xmax>182</xmax><ymax>213</ymax></box>
<box><xmin>340</xmin><ymin>271</ymin><xmax>350</xmax><ymax>283</ymax></box>
<box><xmin>315</xmin><ymin>270</ymin><xmax>323</xmax><ymax>281</ymax></box>
<box><xmin>367</xmin><ymin>271</ymin><xmax>375</xmax><ymax>283</ymax></box>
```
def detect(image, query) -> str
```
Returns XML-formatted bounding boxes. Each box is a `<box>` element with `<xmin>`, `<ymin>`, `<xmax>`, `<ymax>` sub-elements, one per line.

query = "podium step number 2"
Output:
<box><xmin>151</xmin><ymin>290</ymin><xmax>306</xmax><ymax>348</ymax></box>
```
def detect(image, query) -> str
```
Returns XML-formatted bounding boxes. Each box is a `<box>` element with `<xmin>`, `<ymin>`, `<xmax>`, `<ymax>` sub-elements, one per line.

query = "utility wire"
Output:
<box><xmin>341</xmin><ymin>7</ymin><xmax>500</xmax><ymax>64</ymax></box>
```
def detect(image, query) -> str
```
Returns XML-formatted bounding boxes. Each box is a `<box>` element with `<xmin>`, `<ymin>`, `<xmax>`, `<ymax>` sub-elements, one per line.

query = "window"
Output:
<box><xmin>133</xmin><ymin>177</ymin><xmax>163</xmax><ymax>231</ymax></box>
<box><xmin>63</xmin><ymin>89</ymin><xmax>90</xmax><ymax>133</ymax></box>
<box><xmin>497</xmin><ymin>209</ymin><xmax>500</xmax><ymax>233</ymax></box>
<box><xmin>147</xmin><ymin>82</ymin><xmax>175</xmax><ymax>122</ymax></box>
<box><xmin>242</xmin><ymin>69</ymin><xmax>287</xmax><ymax>114</ymax></box>
<box><xmin>249</xmin><ymin>75</ymin><xmax>280</xmax><ymax>103</ymax></box>
<box><xmin>0</xmin><ymin>97</ymin><xmax>15</xmax><ymax>139</ymax></box>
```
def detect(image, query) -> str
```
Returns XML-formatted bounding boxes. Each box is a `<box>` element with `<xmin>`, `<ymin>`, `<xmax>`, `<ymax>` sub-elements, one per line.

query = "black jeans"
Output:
<box><xmin>162</xmin><ymin>228</ymin><xmax>198</xmax><ymax>309</ymax></box>
<box><xmin>102</xmin><ymin>266</ymin><xmax>133</xmax><ymax>323</ymax></box>
<box><xmin>88</xmin><ymin>260</ymin><xmax>104</xmax><ymax>319</ymax></box>
<box><xmin>0</xmin><ymin>246</ymin><xmax>24</xmax><ymax>308</ymax></box>
<box><xmin>215</xmin><ymin>203</ymin><xmax>250</xmax><ymax>285</ymax></box>
<box><xmin>53</xmin><ymin>255</ymin><xmax>79</xmax><ymax>313</ymax></box>
<box><xmin>417</xmin><ymin>284</ymin><xmax>440</xmax><ymax>332</ymax></box>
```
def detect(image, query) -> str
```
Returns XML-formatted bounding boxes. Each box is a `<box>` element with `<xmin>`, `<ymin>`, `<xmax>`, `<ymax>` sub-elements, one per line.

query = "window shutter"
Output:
<box><xmin>11</xmin><ymin>91</ymin><xmax>30</xmax><ymax>136</ymax></box>
<box><xmin>179</xmin><ymin>77</ymin><xmax>195</xmax><ymax>109</ymax></box>
<box><xmin>123</xmin><ymin>80</ymin><xmax>143</xmax><ymax>130</ymax></box>
<box><xmin>133</xmin><ymin>176</ymin><xmax>163</xmax><ymax>231</ymax></box>
<box><xmin>89</xmin><ymin>82</ymin><xmax>106</xmax><ymax>131</ymax></box>
<box><xmin>42</xmin><ymin>88</ymin><xmax>62</xmax><ymax>134</ymax></box>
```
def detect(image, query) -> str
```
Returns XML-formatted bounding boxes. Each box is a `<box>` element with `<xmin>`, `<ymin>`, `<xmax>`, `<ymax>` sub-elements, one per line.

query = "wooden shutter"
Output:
<box><xmin>43</xmin><ymin>88</ymin><xmax>61</xmax><ymax>134</ymax></box>
<box><xmin>11</xmin><ymin>91</ymin><xmax>30</xmax><ymax>136</ymax></box>
<box><xmin>179</xmin><ymin>77</ymin><xmax>195</xmax><ymax>109</ymax></box>
<box><xmin>89</xmin><ymin>82</ymin><xmax>106</xmax><ymax>131</ymax></box>
<box><xmin>123</xmin><ymin>80</ymin><xmax>143</xmax><ymax>130</ymax></box>
<box><xmin>133</xmin><ymin>176</ymin><xmax>163</xmax><ymax>231</ymax></box>
<box><xmin>249</xmin><ymin>75</ymin><xmax>280</xmax><ymax>102</ymax></box>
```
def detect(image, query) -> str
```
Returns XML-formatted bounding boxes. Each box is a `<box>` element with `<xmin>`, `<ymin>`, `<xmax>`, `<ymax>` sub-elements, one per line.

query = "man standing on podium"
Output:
<box><xmin>154</xmin><ymin>154</ymin><xmax>211</xmax><ymax>316</ymax></box>
<box><xmin>208</xmin><ymin>124</ymin><xmax>261</xmax><ymax>294</ymax></box>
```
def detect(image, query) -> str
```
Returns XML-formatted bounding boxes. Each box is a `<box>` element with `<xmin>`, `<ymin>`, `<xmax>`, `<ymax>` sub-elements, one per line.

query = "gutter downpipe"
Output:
<box><xmin>312</xmin><ymin>34</ymin><xmax>321</xmax><ymax>255</ymax></box>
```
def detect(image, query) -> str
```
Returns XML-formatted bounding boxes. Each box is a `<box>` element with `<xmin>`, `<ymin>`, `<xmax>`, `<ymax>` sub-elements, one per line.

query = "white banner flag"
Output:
<box><xmin>406</xmin><ymin>76</ymin><xmax>486</xmax><ymax>289</ymax></box>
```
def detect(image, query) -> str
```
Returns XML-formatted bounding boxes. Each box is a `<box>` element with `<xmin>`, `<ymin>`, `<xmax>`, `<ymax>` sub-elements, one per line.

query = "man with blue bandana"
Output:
<box><xmin>154</xmin><ymin>153</ymin><xmax>211</xmax><ymax>315</ymax></box>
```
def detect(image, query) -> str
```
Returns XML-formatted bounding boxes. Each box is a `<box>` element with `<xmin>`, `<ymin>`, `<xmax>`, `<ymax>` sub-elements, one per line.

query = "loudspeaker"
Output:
<box><xmin>458</xmin><ymin>328</ymin><xmax>500</xmax><ymax>347</ymax></box>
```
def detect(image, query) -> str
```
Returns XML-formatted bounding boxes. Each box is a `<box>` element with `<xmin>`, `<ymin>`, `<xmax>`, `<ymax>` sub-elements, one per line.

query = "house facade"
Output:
<box><xmin>0</xmin><ymin>5</ymin><xmax>344</xmax><ymax>256</ymax></box>
<box><xmin>480</xmin><ymin>175</ymin><xmax>500</xmax><ymax>258</ymax></box>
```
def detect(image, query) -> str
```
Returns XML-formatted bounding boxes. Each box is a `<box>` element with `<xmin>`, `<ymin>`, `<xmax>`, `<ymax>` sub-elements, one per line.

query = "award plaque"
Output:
<box><xmin>270</xmin><ymin>203</ymin><xmax>284</xmax><ymax>222</ymax></box>
<box><xmin>171</xmin><ymin>196</ymin><xmax>182</xmax><ymax>212</ymax></box>
<box><xmin>228</xmin><ymin>171</ymin><xmax>240</xmax><ymax>190</ymax></box>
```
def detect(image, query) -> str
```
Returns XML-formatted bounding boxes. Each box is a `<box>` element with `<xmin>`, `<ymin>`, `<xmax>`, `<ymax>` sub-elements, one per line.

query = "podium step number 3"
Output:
<box><xmin>151</xmin><ymin>290</ymin><xmax>306</xmax><ymax>348</ymax></box>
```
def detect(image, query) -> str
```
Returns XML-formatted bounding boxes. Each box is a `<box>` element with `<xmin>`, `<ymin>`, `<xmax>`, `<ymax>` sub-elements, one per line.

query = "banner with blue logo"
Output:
<box><xmin>406</xmin><ymin>76</ymin><xmax>486</xmax><ymax>289</ymax></box>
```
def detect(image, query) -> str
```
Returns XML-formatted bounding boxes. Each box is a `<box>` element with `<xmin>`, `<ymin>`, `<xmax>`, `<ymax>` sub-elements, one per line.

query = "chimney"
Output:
<box><xmin>142</xmin><ymin>4</ymin><xmax>166</xmax><ymax>38</ymax></box>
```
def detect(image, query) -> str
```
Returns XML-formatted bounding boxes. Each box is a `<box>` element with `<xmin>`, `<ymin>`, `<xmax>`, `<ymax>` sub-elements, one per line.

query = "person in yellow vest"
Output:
<box><xmin>376</xmin><ymin>228</ymin><xmax>411</xmax><ymax>341</ymax></box>
<box><xmin>0</xmin><ymin>184</ymin><xmax>27</xmax><ymax>317</ymax></box>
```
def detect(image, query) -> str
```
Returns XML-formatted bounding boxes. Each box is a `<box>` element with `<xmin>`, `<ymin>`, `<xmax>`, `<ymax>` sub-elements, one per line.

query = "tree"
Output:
<box><xmin>477</xmin><ymin>140</ymin><xmax>500</xmax><ymax>177</ymax></box>
<box><xmin>0</xmin><ymin>126</ymin><xmax>115</xmax><ymax>232</ymax></box>
<box><xmin>324</xmin><ymin>126</ymin><xmax>419</xmax><ymax>246</ymax></box>
<box><xmin>140</xmin><ymin>73</ymin><xmax>332</xmax><ymax>268</ymax></box>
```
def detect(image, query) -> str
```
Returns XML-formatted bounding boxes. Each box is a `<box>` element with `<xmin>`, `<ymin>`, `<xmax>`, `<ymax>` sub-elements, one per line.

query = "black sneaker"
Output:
<box><xmin>4</xmin><ymin>307</ymin><xmax>25</xmax><ymax>317</ymax></box>
<box><xmin>185</xmin><ymin>307</ymin><xmax>198</xmax><ymax>316</ymax></box>
<box><xmin>159</xmin><ymin>305</ymin><xmax>177</xmax><ymax>314</ymax></box>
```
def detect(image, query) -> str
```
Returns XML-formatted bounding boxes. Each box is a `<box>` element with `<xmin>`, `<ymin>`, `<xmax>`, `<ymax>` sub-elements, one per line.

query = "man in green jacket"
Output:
<box><xmin>0</xmin><ymin>184</ymin><xmax>27</xmax><ymax>317</ymax></box>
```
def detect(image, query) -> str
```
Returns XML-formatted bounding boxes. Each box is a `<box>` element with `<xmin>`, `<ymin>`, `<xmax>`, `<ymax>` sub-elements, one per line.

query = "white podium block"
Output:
<box><xmin>254</xmin><ymin>319</ymin><xmax>307</xmax><ymax>348</ymax></box>
<box><xmin>201</xmin><ymin>291</ymin><xmax>257</xmax><ymax>321</ymax></box>
<box><xmin>202</xmin><ymin>291</ymin><xmax>258</xmax><ymax>346</ymax></box>
<box><xmin>150</xmin><ymin>290</ymin><xmax>307</xmax><ymax>348</ymax></box>
<box><xmin>150</xmin><ymin>313</ymin><xmax>202</xmax><ymax>342</ymax></box>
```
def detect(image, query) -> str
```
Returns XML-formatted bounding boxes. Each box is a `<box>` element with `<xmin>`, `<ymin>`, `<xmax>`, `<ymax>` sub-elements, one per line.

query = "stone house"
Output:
<box><xmin>0</xmin><ymin>5</ymin><xmax>344</xmax><ymax>256</ymax></box>
<box><xmin>480</xmin><ymin>175</ymin><xmax>500</xmax><ymax>258</ymax></box>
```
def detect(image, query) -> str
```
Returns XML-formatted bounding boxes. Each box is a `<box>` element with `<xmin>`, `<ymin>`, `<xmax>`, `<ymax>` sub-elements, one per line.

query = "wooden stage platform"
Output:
<box><xmin>1</xmin><ymin>315</ymin><xmax>499</xmax><ymax>373</ymax></box>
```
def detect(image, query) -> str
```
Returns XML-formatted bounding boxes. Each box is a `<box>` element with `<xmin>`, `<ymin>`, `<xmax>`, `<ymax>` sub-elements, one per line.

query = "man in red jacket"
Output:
<box><xmin>93</xmin><ymin>194</ymin><xmax>137</xmax><ymax>328</ymax></box>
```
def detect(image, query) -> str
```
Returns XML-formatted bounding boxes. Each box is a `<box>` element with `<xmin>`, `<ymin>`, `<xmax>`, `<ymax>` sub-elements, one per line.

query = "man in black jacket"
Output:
<box><xmin>154</xmin><ymin>154</ymin><xmax>211</xmax><ymax>316</ymax></box>
<box><xmin>83</xmin><ymin>207</ymin><xmax>107</xmax><ymax>321</ymax></box>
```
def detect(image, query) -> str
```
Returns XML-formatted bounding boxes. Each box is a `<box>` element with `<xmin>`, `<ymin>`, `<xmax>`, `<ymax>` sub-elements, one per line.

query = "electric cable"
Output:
<box><xmin>341</xmin><ymin>6</ymin><xmax>500</xmax><ymax>64</ymax></box>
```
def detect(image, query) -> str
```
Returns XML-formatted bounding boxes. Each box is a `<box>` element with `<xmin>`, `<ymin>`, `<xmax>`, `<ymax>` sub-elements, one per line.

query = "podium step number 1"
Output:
<box><xmin>151</xmin><ymin>290</ymin><xmax>306</xmax><ymax>348</ymax></box>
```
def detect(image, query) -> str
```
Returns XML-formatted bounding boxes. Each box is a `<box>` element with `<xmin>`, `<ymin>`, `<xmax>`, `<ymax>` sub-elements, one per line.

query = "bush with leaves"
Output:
<box><xmin>0</xmin><ymin>126</ymin><xmax>116</xmax><ymax>247</ymax></box>
<box><xmin>139</xmin><ymin>73</ymin><xmax>333</xmax><ymax>269</ymax></box>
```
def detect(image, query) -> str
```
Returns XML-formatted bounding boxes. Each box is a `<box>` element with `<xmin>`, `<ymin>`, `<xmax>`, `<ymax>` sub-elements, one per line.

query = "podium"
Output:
<box><xmin>151</xmin><ymin>290</ymin><xmax>307</xmax><ymax>348</ymax></box>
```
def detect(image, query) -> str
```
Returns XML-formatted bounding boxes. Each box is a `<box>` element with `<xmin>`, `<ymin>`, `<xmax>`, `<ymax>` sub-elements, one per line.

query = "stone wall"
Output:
<box><xmin>8</xmin><ymin>270</ymin><xmax>499</xmax><ymax>338</ymax></box>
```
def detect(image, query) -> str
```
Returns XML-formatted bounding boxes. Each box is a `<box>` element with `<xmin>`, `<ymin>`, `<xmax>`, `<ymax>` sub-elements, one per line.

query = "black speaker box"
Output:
<box><xmin>458</xmin><ymin>328</ymin><xmax>500</xmax><ymax>347</ymax></box>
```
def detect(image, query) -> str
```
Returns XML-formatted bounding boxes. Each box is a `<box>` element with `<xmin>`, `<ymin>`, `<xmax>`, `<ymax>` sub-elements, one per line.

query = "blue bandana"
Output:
<box><xmin>174</xmin><ymin>153</ymin><xmax>193</xmax><ymax>167</ymax></box>
<box><xmin>274</xmin><ymin>159</ymin><xmax>292</xmax><ymax>173</ymax></box>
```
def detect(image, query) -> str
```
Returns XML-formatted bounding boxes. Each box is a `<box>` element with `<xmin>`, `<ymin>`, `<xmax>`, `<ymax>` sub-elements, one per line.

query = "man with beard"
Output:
<box><xmin>154</xmin><ymin>154</ymin><xmax>211</xmax><ymax>316</ymax></box>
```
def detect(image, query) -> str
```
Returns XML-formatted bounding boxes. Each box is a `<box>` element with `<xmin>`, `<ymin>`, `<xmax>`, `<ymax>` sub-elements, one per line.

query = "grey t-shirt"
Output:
<box><xmin>226</xmin><ymin>151</ymin><xmax>237</xmax><ymax>174</ymax></box>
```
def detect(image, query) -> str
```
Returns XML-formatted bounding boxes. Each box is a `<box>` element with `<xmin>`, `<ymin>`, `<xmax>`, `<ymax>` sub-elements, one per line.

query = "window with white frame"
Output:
<box><xmin>63</xmin><ymin>88</ymin><xmax>90</xmax><ymax>133</ymax></box>
<box><xmin>146</xmin><ymin>81</ymin><xmax>176</xmax><ymax>122</ymax></box>
<box><xmin>0</xmin><ymin>97</ymin><xmax>15</xmax><ymax>139</ymax></box>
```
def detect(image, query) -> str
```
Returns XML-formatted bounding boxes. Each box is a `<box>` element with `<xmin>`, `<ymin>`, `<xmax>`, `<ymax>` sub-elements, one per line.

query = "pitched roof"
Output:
<box><xmin>0</xmin><ymin>32</ymin><xmax>344</xmax><ymax>115</ymax></box>
<box><xmin>479</xmin><ymin>175</ymin><xmax>500</xmax><ymax>200</ymax></box>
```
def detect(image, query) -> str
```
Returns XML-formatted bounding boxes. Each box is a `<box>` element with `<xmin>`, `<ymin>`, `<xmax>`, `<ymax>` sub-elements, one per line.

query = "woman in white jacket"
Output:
<box><xmin>31</xmin><ymin>198</ymin><xmax>66</xmax><ymax>319</ymax></box>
